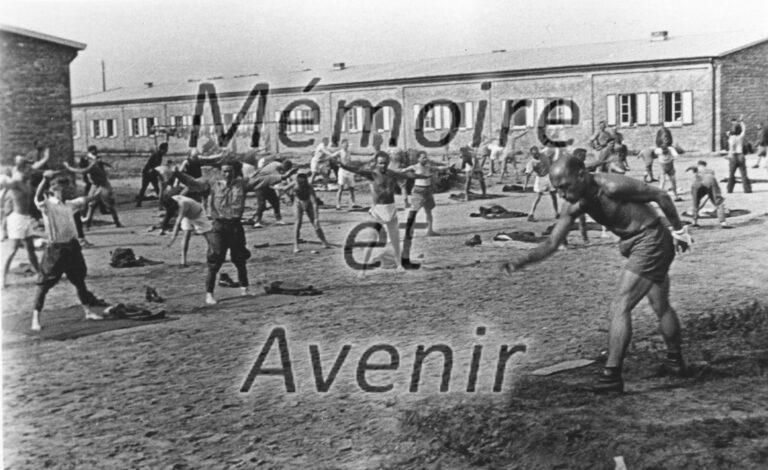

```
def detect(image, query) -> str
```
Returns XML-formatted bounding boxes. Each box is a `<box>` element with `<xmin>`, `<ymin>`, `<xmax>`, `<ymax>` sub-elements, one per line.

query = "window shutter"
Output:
<box><xmin>464</xmin><ymin>102</ymin><xmax>474</xmax><ymax>128</ymax></box>
<box><xmin>649</xmin><ymin>93</ymin><xmax>660</xmax><ymax>125</ymax></box>
<box><xmin>356</xmin><ymin>107</ymin><xmax>364</xmax><ymax>132</ymax></box>
<box><xmin>525</xmin><ymin>101</ymin><xmax>534</xmax><ymax>127</ymax></box>
<box><xmin>606</xmin><ymin>95</ymin><xmax>617</xmax><ymax>126</ymax></box>
<box><xmin>383</xmin><ymin>107</ymin><xmax>391</xmax><ymax>131</ymax></box>
<box><xmin>636</xmin><ymin>94</ymin><xmax>647</xmax><ymax>125</ymax></box>
<box><xmin>682</xmin><ymin>91</ymin><xmax>693</xmax><ymax>124</ymax></box>
<box><xmin>433</xmin><ymin>105</ymin><xmax>442</xmax><ymax>130</ymax></box>
<box><xmin>443</xmin><ymin>105</ymin><xmax>453</xmax><ymax>129</ymax></box>
<box><xmin>313</xmin><ymin>108</ymin><xmax>320</xmax><ymax>133</ymax></box>
<box><xmin>413</xmin><ymin>105</ymin><xmax>422</xmax><ymax>131</ymax></box>
<box><xmin>535</xmin><ymin>99</ymin><xmax>545</xmax><ymax>127</ymax></box>
<box><xmin>127</xmin><ymin>119</ymin><xmax>133</xmax><ymax>137</ymax></box>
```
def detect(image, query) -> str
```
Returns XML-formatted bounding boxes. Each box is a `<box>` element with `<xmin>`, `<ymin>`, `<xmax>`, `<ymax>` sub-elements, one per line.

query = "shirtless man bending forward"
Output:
<box><xmin>501</xmin><ymin>155</ymin><xmax>692</xmax><ymax>393</ymax></box>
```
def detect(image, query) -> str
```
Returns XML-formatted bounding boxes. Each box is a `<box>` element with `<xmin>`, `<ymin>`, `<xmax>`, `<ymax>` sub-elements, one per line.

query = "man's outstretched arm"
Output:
<box><xmin>501</xmin><ymin>206</ymin><xmax>578</xmax><ymax>273</ymax></box>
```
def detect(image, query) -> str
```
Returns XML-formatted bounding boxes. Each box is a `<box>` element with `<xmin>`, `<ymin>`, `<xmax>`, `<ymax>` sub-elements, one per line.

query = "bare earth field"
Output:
<box><xmin>2</xmin><ymin>154</ymin><xmax>768</xmax><ymax>469</ymax></box>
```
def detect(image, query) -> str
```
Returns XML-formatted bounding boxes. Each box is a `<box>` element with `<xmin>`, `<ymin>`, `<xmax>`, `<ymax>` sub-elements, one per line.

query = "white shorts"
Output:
<box><xmin>6</xmin><ymin>212</ymin><xmax>34</xmax><ymax>240</ymax></box>
<box><xmin>310</xmin><ymin>157</ymin><xmax>321</xmax><ymax>174</ymax></box>
<box><xmin>337</xmin><ymin>168</ymin><xmax>355</xmax><ymax>187</ymax></box>
<box><xmin>181</xmin><ymin>216</ymin><xmax>212</xmax><ymax>235</ymax></box>
<box><xmin>533</xmin><ymin>175</ymin><xmax>553</xmax><ymax>193</ymax></box>
<box><xmin>369</xmin><ymin>204</ymin><xmax>398</xmax><ymax>224</ymax></box>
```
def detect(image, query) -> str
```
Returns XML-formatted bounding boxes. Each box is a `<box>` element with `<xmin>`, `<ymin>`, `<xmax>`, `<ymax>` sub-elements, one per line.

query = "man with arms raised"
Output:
<box><xmin>501</xmin><ymin>155</ymin><xmax>692</xmax><ymax>393</ymax></box>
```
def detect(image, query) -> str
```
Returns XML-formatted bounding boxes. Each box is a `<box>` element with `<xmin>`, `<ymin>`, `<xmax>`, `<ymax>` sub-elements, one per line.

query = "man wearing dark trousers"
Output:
<box><xmin>726</xmin><ymin>118</ymin><xmax>752</xmax><ymax>193</ymax></box>
<box><xmin>174</xmin><ymin>162</ymin><xmax>297</xmax><ymax>305</ymax></box>
<box><xmin>136</xmin><ymin>143</ymin><xmax>168</xmax><ymax>207</ymax></box>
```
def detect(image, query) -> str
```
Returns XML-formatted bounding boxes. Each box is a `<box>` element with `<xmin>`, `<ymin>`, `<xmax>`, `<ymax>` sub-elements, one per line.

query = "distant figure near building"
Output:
<box><xmin>725</xmin><ymin>116</ymin><xmax>752</xmax><ymax>193</ymax></box>
<box><xmin>136</xmin><ymin>143</ymin><xmax>168</xmax><ymax>207</ymax></box>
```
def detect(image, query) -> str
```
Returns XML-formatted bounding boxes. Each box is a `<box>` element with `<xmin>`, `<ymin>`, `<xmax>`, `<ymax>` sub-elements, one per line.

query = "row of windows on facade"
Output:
<box><xmin>74</xmin><ymin>91</ymin><xmax>693</xmax><ymax>139</ymax></box>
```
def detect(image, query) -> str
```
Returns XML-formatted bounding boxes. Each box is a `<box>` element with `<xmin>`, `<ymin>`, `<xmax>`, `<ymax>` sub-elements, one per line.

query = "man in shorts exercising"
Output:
<box><xmin>501</xmin><ymin>154</ymin><xmax>692</xmax><ymax>393</ymax></box>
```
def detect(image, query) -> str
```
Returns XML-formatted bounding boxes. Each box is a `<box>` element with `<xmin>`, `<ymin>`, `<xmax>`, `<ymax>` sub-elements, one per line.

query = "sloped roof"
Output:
<box><xmin>73</xmin><ymin>31</ymin><xmax>767</xmax><ymax>107</ymax></box>
<box><xmin>0</xmin><ymin>23</ymin><xmax>86</xmax><ymax>51</ymax></box>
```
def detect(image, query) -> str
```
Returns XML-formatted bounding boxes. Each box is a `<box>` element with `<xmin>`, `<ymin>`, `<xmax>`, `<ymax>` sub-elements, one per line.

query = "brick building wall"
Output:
<box><xmin>0</xmin><ymin>31</ymin><xmax>81</xmax><ymax>166</ymax></box>
<box><xmin>71</xmin><ymin>41</ymin><xmax>767</xmax><ymax>158</ymax></box>
<box><xmin>717</xmin><ymin>41</ymin><xmax>768</xmax><ymax>150</ymax></box>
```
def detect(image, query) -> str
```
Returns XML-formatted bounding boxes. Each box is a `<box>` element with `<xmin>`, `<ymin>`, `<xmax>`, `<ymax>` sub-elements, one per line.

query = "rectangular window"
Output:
<box><xmin>663</xmin><ymin>92</ymin><xmax>683</xmax><ymax>125</ymax></box>
<box><xmin>106</xmin><ymin>119</ymin><xmax>116</xmax><ymax>137</ymax></box>
<box><xmin>619</xmin><ymin>94</ymin><xmax>637</xmax><ymax>126</ymax></box>
<box><xmin>346</xmin><ymin>106</ymin><xmax>359</xmax><ymax>132</ymax></box>
<box><xmin>91</xmin><ymin>120</ymin><xmax>101</xmax><ymax>138</ymax></box>
<box><xmin>548</xmin><ymin>99</ymin><xmax>574</xmax><ymax>125</ymax></box>
<box><xmin>423</xmin><ymin>106</ymin><xmax>435</xmax><ymax>130</ymax></box>
<box><xmin>73</xmin><ymin>121</ymin><xmax>81</xmax><ymax>139</ymax></box>
<box><xmin>374</xmin><ymin>108</ymin><xmax>385</xmax><ymax>131</ymax></box>
<box><xmin>128</xmin><ymin>117</ymin><xmax>156</xmax><ymax>137</ymax></box>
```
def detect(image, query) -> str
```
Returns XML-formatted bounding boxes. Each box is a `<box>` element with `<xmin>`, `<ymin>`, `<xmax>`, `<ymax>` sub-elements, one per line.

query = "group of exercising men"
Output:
<box><xmin>2</xmin><ymin>121</ymin><xmax>764</xmax><ymax>393</ymax></box>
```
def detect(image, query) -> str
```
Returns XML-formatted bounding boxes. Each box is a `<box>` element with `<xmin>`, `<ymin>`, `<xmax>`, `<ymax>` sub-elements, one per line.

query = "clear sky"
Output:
<box><xmin>4</xmin><ymin>0</ymin><xmax>768</xmax><ymax>97</ymax></box>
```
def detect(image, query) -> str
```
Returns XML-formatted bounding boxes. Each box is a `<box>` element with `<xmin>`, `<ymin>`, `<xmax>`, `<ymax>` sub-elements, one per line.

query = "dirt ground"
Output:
<box><xmin>2</xmin><ymin>153</ymin><xmax>768</xmax><ymax>469</ymax></box>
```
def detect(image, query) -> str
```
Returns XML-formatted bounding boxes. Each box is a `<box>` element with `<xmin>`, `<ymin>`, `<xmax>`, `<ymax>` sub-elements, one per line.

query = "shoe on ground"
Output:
<box><xmin>592</xmin><ymin>369</ymin><xmax>624</xmax><ymax>394</ymax></box>
<box><xmin>720</xmin><ymin>222</ymin><xmax>733</xmax><ymax>229</ymax></box>
<box><xmin>527</xmin><ymin>215</ymin><xmax>536</xmax><ymax>222</ymax></box>
<box><xmin>464</xmin><ymin>234</ymin><xmax>482</xmax><ymax>247</ymax></box>
<box><xmin>84</xmin><ymin>311</ymin><xmax>104</xmax><ymax>321</ymax></box>
<box><xmin>205</xmin><ymin>293</ymin><xmax>217</xmax><ymax>305</ymax></box>
<box><xmin>252</xmin><ymin>222</ymin><xmax>263</xmax><ymax>229</ymax></box>
<box><xmin>274</xmin><ymin>220</ymin><xmax>288</xmax><ymax>226</ymax></box>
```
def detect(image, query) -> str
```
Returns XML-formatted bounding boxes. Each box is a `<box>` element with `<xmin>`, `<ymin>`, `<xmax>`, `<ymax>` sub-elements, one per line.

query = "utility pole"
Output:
<box><xmin>101</xmin><ymin>60</ymin><xmax>106</xmax><ymax>92</ymax></box>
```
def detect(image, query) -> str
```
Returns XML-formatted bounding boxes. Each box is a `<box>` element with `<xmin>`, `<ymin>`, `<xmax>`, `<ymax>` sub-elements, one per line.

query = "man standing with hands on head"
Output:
<box><xmin>500</xmin><ymin>154</ymin><xmax>692</xmax><ymax>393</ymax></box>
<box><xmin>174</xmin><ymin>161</ymin><xmax>297</xmax><ymax>305</ymax></box>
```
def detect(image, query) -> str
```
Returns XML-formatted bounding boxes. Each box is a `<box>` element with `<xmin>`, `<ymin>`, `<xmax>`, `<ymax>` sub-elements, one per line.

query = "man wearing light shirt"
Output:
<box><xmin>726</xmin><ymin>117</ymin><xmax>752</xmax><ymax>193</ymax></box>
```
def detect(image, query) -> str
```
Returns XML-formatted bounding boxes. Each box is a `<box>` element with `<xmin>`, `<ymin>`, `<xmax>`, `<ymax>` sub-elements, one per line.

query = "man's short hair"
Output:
<box><xmin>282</xmin><ymin>160</ymin><xmax>293</xmax><ymax>171</ymax></box>
<box><xmin>374</xmin><ymin>151</ymin><xmax>390</xmax><ymax>164</ymax></box>
<box><xmin>698</xmin><ymin>160</ymin><xmax>707</xmax><ymax>166</ymax></box>
<box><xmin>159</xmin><ymin>143</ymin><xmax>169</xmax><ymax>152</ymax></box>
<box><xmin>87</xmin><ymin>145</ymin><xmax>98</xmax><ymax>153</ymax></box>
<box><xmin>572</xmin><ymin>148</ymin><xmax>588</xmax><ymax>162</ymax></box>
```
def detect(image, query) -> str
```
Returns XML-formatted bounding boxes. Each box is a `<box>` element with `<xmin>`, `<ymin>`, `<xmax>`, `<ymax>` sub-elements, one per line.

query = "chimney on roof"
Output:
<box><xmin>144</xmin><ymin>81</ymin><xmax>153</xmax><ymax>88</ymax></box>
<box><xmin>332</xmin><ymin>62</ymin><xmax>346</xmax><ymax>71</ymax></box>
<box><xmin>650</xmin><ymin>31</ymin><xmax>669</xmax><ymax>42</ymax></box>
<box><xmin>492</xmin><ymin>49</ymin><xmax>506</xmax><ymax>53</ymax></box>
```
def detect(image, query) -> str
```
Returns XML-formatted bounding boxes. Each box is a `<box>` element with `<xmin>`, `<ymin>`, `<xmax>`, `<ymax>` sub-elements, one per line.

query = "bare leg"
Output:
<box><xmin>425</xmin><ymin>208</ymin><xmax>436</xmax><ymax>236</ymax></box>
<box><xmin>385</xmin><ymin>217</ymin><xmax>403</xmax><ymax>270</ymax></box>
<box><xmin>349</xmin><ymin>187</ymin><xmax>355</xmax><ymax>205</ymax></box>
<box><xmin>645</xmin><ymin>276</ymin><xmax>682</xmax><ymax>357</ymax></box>
<box><xmin>336</xmin><ymin>187</ymin><xmax>343</xmax><ymax>209</ymax></box>
<box><xmin>2</xmin><ymin>240</ymin><xmax>22</xmax><ymax>286</ymax></box>
<box><xmin>464</xmin><ymin>172</ymin><xmax>472</xmax><ymax>198</ymax></box>
<box><xmin>605</xmin><ymin>269</ymin><xmax>655</xmax><ymax>369</ymax></box>
<box><xmin>293</xmin><ymin>206</ymin><xmax>303</xmax><ymax>253</ymax></box>
<box><xmin>549</xmin><ymin>192</ymin><xmax>559</xmax><ymax>218</ymax></box>
<box><xmin>181</xmin><ymin>230</ymin><xmax>192</xmax><ymax>266</ymax></box>
<box><xmin>527</xmin><ymin>194</ymin><xmax>542</xmax><ymax>221</ymax></box>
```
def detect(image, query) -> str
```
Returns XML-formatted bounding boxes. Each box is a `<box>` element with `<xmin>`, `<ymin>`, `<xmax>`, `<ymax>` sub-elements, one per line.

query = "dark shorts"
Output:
<box><xmin>206</xmin><ymin>219</ymin><xmax>251</xmax><ymax>267</ymax></box>
<box><xmin>693</xmin><ymin>177</ymin><xmax>724</xmax><ymax>207</ymax></box>
<box><xmin>410</xmin><ymin>186</ymin><xmax>435</xmax><ymax>212</ymax></box>
<box><xmin>661</xmin><ymin>161</ymin><xmax>675</xmax><ymax>176</ymax></box>
<box><xmin>37</xmin><ymin>239</ymin><xmax>87</xmax><ymax>286</ymax></box>
<box><xmin>618</xmin><ymin>222</ymin><xmax>674</xmax><ymax>284</ymax></box>
<box><xmin>89</xmin><ymin>185</ymin><xmax>115</xmax><ymax>211</ymax></box>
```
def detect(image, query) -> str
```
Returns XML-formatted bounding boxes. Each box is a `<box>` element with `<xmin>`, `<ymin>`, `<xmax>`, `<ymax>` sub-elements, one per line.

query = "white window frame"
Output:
<box><xmin>548</xmin><ymin>98</ymin><xmax>574</xmax><ymax>126</ymax></box>
<box><xmin>681</xmin><ymin>91</ymin><xmax>693</xmax><ymax>125</ymax></box>
<box><xmin>73</xmin><ymin>121</ymin><xmax>81</xmax><ymax>139</ymax></box>
<box><xmin>619</xmin><ymin>94</ymin><xmax>637</xmax><ymax>127</ymax></box>
<box><xmin>662</xmin><ymin>91</ymin><xmax>683</xmax><ymax>127</ymax></box>
<box><xmin>106</xmin><ymin>119</ymin><xmax>117</xmax><ymax>138</ymax></box>
<box><xmin>422</xmin><ymin>106</ymin><xmax>435</xmax><ymax>130</ymax></box>
<box><xmin>346</xmin><ymin>106</ymin><xmax>359</xmax><ymax>133</ymax></box>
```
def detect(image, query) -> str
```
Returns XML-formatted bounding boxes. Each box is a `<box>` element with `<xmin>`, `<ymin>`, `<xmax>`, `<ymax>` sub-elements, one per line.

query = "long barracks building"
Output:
<box><xmin>71</xmin><ymin>31</ymin><xmax>768</xmax><ymax>156</ymax></box>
